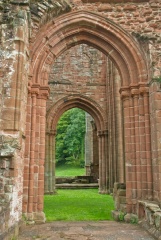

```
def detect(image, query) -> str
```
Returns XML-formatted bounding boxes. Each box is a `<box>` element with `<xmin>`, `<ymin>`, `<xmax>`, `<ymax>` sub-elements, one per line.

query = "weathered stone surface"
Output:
<box><xmin>139</xmin><ymin>201</ymin><xmax>161</xmax><ymax>238</ymax></box>
<box><xmin>18</xmin><ymin>221</ymin><xmax>155</xmax><ymax>240</ymax></box>
<box><xmin>0</xmin><ymin>1</ymin><xmax>161</xmax><ymax>240</ymax></box>
<box><xmin>124</xmin><ymin>213</ymin><xmax>138</xmax><ymax>223</ymax></box>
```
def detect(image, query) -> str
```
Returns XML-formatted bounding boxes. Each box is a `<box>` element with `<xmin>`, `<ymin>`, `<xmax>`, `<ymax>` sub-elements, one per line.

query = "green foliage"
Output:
<box><xmin>44</xmin><ymin>189</ymin><xmax>114</xmax><ymax>221</ymax></box>
<box><xmin>153</xmin><ymin>76</ymin><xmax>161</xmax><ymax>83</ymax></box>
<box><xmin>119</xmin><ymin>211</ymin><xmax>126</xmax><ymax>221</ymax></box>
<box><xmin>11</xmin><ymin>237</ymin><xmax>17</xmax><ymax>240</ymax></box>
<box><xmin>32</xmin><ymin>235</ymin><xmax>41</xmax><ymax>239</ymax></box>
<box><xmin>56</xmin><ymin>165</ymin><xmax>85</xmax><ymax>177</ymax></box>
<box><xmin>130</xmin><ymin>215</ymin><xmax>138</xmax><ymax>224</ymax></box>
<box><xmin>56</xmin><ymin>108</ymin><xmax>86</xmax><ymax>167</ymax></box>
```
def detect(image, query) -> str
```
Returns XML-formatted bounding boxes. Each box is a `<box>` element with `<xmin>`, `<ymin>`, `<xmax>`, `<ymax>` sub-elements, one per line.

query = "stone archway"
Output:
<box><xmin>45</xmin><ymin>94</ymin><xmax>107</xmax><ymax>195</ymax></box>
<box><xmin>23</xmin><ymin>10</ymin><xmax>151</xmax><ymax>222</ymax></box>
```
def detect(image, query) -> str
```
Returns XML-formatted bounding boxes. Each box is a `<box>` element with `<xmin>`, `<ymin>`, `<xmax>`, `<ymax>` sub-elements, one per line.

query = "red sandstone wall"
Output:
<box><xmin>47</xmin><ymin>44</ymin><xmax>107</xmax><ymax>113</ymax></box>
<box><xmin>30</xmin><ymin>0</ymin><xmax>161</xmax><ymax>79</ymax></box>
<box><xmin>0</xmin><ymin>0</ymin><xmax>161</xmax><ymax>238</ymax></box>
<box><xmin>0</xmin><ymin>4</ymin><xmax>29</xmax><ymax>237</ymax></box>
<box><xmin>70</xmin><ymin>0</ymin><xmax>161</xmax><ymax>78</ymax></box>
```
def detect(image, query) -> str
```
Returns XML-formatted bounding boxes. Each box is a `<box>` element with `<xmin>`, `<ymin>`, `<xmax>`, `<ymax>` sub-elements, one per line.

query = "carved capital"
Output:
<box><xmin>97</xmin><ymin>129</ymin><xmax>108</xmax><ymax>137</ymax></box>
<box><xmin>139</xmin><ymin>83</ymin><xmax>149</xmax><ymax>95</ymax></box>
<box><xmin>38</xmin><ymin>86</ymin><xmax>50</xmax><ymax>100</ymax></box>
<box><xmin>50</xmin><ymin>130</ymin><xmax>57</xmax><ymax>136</ymax></box>
<box><xmin>30</xmin><ymin>84</ymin><xmax>40</xmax><ymax>96</ymax></box>
<box><xmin>120</xmin><ymin>87</ymin><xmax>130</xmax><ymax>99</ymax></box>
<box><xmin>46</xmin><ymin>129</ymin><xmax>56</xmax><ymax>136</ymax></box>
<box><xmin>103</xmin><ymin>130</ymin><xmax>108</xmax><ymax>136</ymax></box>
<box><xmin>131</xmin><ymin>89</ymin><xmax>140</xmax><ymax>97</ymax></box>
<box><xmin>97</xmin><ymin>130</ymin><xmax>103</xmax><ymax>137</ymax></box>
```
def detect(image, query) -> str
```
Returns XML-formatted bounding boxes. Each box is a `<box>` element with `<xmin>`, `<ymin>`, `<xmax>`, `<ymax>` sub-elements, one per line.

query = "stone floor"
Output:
<box><xmin>18</xmin><ymin>221</ymin><xmax>155</xmax><ymax>240</ymax></box>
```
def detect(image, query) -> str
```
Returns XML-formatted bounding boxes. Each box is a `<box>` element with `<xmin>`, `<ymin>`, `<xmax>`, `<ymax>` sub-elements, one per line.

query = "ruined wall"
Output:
<box><xmin>48</xmin><ymin>44</ymin><xmax>107</xmax><ymax>112</ymax></box>
<box><xmin>0</xmin><ymin>0</ymin><xmax>161</xmax><ymax>239</ymax></box>
<box><xmin>30</xmin><ymin>0</ymin><xmax>161</xmax><ymax>79</ymax></box>
<box><xmin>0</xmin><ymin>1</ymin><xmax>29</xmax><ymax>238</ymax></box>
<box><xmin>71</xmin><ymin>0</ymin><xmax>160</xmax><ymax>85</ymax></box>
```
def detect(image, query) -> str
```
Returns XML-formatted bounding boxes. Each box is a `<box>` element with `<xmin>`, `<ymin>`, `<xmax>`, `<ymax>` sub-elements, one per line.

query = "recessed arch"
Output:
<box><xmin>24</xmin><ymin>9</ymin><xmax>153</xmax><ymax>222</ymax></box>
<box><xmin>30</xmin><ymin>11</ymin><xmax>148</xmax><ymax>88</ymax></box>
<box><xmin>46</xmin><ymin>94</ymin><xmax>106</xmax><ymax>132</ymax></box>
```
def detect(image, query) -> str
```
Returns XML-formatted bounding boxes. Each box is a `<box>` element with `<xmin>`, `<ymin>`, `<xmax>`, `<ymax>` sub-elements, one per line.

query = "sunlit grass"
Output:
<box><xmin>55</xmin><ymin>165</ymin><xmax>85</xmax><ymax>177</ymax></box>
<box><xmin>44</xmin><ymin>189</ymin><xmax>114</xmax><ymax>221</ymax></box>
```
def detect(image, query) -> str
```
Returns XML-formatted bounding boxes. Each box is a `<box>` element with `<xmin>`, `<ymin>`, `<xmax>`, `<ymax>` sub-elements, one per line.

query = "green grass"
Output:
<box><xmin>44</xmin><ymin>189</ymin><xmax>114</xmax><ymax>221</ymax></box>
<box><xmin>56</xmin><ymin>165</ymin><xmax>85</xmax><ymax>177</ymax></box>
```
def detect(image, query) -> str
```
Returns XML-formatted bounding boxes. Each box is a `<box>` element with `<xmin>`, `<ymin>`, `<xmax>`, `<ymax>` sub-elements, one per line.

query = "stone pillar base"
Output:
<box><xmin>112</xmin><ymin>211</ymin><xmax>138</xmax><ymax>224</ymax></box>
<box><xmin>33</xmin><ymin>212</ymin><xmax>46</xmax><ymax>223</ymax></box>
<box><xmin>25</xmin><ymin>213</ymin><xmax>35</xmax><ymax>224</ymax></box>
<box><xmin>44</xmin><ymin>190</ymin><xmax>57</xmax><ymax>195</ymax></box>
<box><xmin>99</xmin><ymin>188</ymin><xmax>108</xmax><ymax>194</ymax></box>
<box><xmin>24</xmin><ymin>212</ymin><xmax>46</xmax><ymax>224</ymax></box>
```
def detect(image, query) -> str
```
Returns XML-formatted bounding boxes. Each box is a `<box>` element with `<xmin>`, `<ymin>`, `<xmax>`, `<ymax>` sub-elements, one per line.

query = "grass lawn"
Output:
<box><xmin>44</xmin><ymin>189</ymin><xmax>114</xmax><ymax>221</ymax></box>
<box><xmin>55</xmin><ymin>165</ymin><xmax>85</xmax><ymax>177</ymax></box>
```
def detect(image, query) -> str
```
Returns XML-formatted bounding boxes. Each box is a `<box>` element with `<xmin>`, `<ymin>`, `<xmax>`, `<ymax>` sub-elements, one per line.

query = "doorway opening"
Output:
<box><xmin>56</xmin><ymin>107</ymin><xmax>86</xmax><ymax>177</ymax></box>
<box><xmin>44</xmin><ymin>107</ymin><xmax>114</xmax><ymax>222</ymax></box>
<box><xmin>22</xmin><ymin>11</ymin><xmax>151</xmax><ymax>224</ymax></box>
<box><xmin>55</xmin><ymin>107</ymin><xmax>99</xmax><ymax>188</ymax></box>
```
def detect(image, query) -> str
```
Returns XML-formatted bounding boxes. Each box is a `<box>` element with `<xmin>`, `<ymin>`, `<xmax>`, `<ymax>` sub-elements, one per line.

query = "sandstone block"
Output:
<box><xmin>98</xmin><ymin>4</ymin><xmax>113</xmax><ymax>12</ymax></box>
<box><xmin>4</xmin><ymin>185</ymin><xmax>13</xmax><ymax>193</ymax></box>
<box><xmin>123</xmin><ymin>5</ymin><xmax>136</xmax><ymax>11</ymax></box>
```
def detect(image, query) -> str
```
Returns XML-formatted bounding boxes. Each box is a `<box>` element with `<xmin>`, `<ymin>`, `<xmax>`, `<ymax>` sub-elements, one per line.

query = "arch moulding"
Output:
<box><xmin>46</xmin><ymin>94</ymin><xmax>107</xmax><ymax>133</ymax></box>
<box><xmin>24</xmin><ymin>10</ymin><xmax>153</xmax><ymax>222</ymax></box>
<box><xmin>30</xmin><ymin>10</ymin><xmax>149</xmax><ymax>88</ymax></box>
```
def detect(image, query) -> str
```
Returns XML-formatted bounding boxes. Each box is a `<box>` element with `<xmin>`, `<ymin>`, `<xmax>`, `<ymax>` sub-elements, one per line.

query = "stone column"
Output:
<box><xmin>106</xmin><ymin>59</ymin><xmax>122</xmax><ymax>192</ymax></box>
<box><xmin>45</xmin><ymin>129</ymin><xmax>56</xmax><ymax>194</ymax></box>
<box><xmin>85</xmin><ymin>113</ymin><xmax>93</xmax><ymax>175</ymax></box>
<box><xmin>52</xmin><ymin>130</ymin><xmax>57</xmax><ymax>194</ymax></box>
<box><xmin>25</xmin><ymin>84</ymin><xmax>49</xmax><ymax>222</ymax></box>
<box><xmin>92</xmin><ymin>125</ymin><xmax>99</xmax><ymax>181</ymax></box>
<box><xmin>140</xmin><ymin>86</ymin><xmax>153</xmax><ymax>200</ymax></box>
<box><xmin>104</xmin><ymin>130</ymin><xmax>108</xmax><ymax>193</ymax></box>
<box><xmin>23</xmin><ymin>89</ymin><xmax>31</xmax><ymax>213</ymax></box>
<box><xmin>98</xmin><ymin>131</ymin><xmax>102</xmax><ymax>193</ymax></box>
<box><xmin>131</xmin><ymin>88</ymin><xmax>142</xmax><ymax>200</ymax></box>
<box><xmin>98</xmin><ymin>130</ymin><xmax>108</xmax><ymax>194</ymax></box>
<box><xmin>35</xmin><ymin>86</ymin><xmax>49</xmax><ymax>222</ymax></box>
<box><xmin>102</xmin><ymin>131</ymin><xmax>106</xmax><ymax>193</ymax></box>
<box><xmin>44</xmin><ymin>132</ymin><xmax>50</xmax><ymax>194</ymax></box>
<box><xmin>27</xmin><ymin>85</ymin><xmax>39</xmax><ymax>219</ymax></box>
<box><xmin>33</xmin><ymin>94</ymin><xmax>41</xmax><ymax>213</ymax></box>
<box><xmin>114</xmin><ymin>71</ymin><xmax>125</xmax><ymax>183</ymax></box>
<box><xmin>106</xmin><ymin>59</ymin><xmax>113</xmax><ymax>193</ymax></box>
<box><xmin>49</xmin><ymin>130</ymin><xmax>57</xmax><ymax>194</ymax></box>
<box><xmin>121</xmin><ymin>88</ymin><xmax>132</xmax><ymax>213</ymax></box>
<box><xmin>130</xmin><ymin>94</ymin><xmax>137</xmax><ymax>201</ymax></box>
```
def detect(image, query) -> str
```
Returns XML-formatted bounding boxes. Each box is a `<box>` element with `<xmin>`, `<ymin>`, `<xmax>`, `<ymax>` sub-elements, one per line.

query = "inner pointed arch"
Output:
<box><xmin>46</xmin><ymin>95</ymin><xmax>106</xmax><ymax>132</ymax></box>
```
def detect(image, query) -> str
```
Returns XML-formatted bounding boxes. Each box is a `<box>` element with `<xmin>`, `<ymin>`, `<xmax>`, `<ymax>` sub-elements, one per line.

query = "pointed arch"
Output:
<box><xmin>46</xmin><ymin>94</ymin><xmax>106</xmax><ymax>132</ymax></box>
<box><xmin>24</xmin><ymin>10</ymin><xmax>153</xmax><ymax>221</ymax></box>
<box><xmin>30</xmin><ymin>11</ymin><xmax>148</xmax><ymax>88</ymax></box>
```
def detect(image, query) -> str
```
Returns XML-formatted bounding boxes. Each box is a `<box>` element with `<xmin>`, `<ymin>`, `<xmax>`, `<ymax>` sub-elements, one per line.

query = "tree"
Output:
<box><xmin>56</xmin><ymin>108</ymin><xmax>86</xmax><ymax>167</ymax></box>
